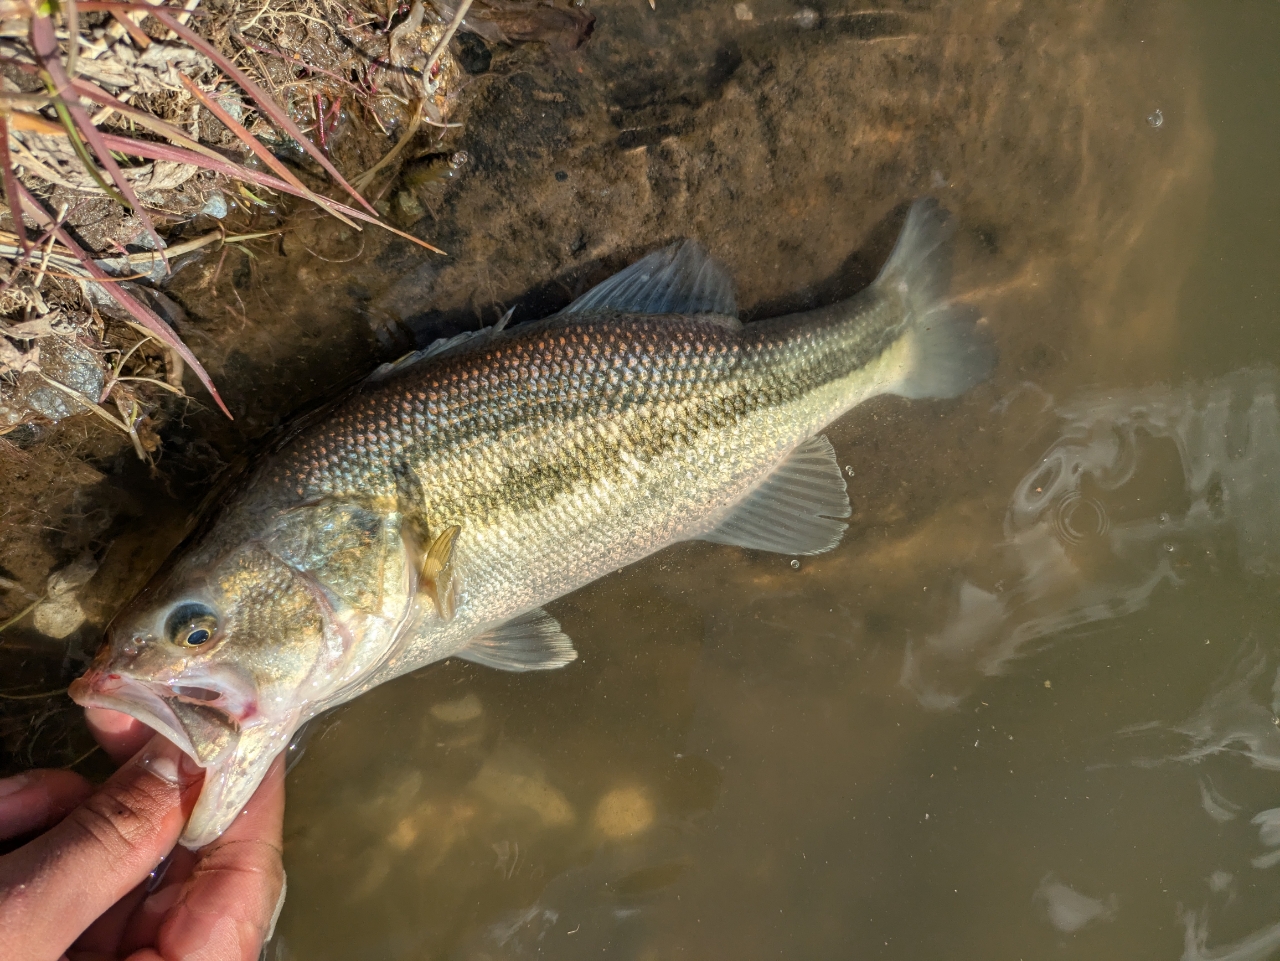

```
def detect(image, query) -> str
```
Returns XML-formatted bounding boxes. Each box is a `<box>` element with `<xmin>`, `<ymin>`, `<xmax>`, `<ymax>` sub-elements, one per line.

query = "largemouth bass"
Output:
<box><xmin>70</xmin><ymin>199</ymin><xmax>994</xmax><ymax>847</ymax></box>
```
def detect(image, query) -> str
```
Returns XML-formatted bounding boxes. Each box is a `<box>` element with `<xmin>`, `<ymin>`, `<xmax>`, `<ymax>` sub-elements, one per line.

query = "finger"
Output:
<box><xmin>86</xmin><ymin>707</ymin><xmax>152</xmax><ymax>765</ymax></box>
<box><xmin>146</xmin><ymin>753</ymin><xmax>287</xmax><ymax>961</ymax></box>
<box><xmin>0</xmin><ymin>770</ymin><xmax>94</xmax><ymax>843</ymax></box>
<box><xmin>0</xmin><ymin>735</ymin><xmax>202</xmax><ymax>961</ymax></box>
<box><xmin>71</xmin><ymin>841</ymin><xmax>198</xmax><ymax>957</ymax></box>
<box><xmin>108</xmin><ymin>846</ymin><xmax>194</xmax><ymax>957</ymax></box>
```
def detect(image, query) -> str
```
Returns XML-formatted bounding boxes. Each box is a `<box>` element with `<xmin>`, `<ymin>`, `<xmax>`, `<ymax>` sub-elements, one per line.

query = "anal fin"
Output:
<box><xmin>456</xmin><ymin>609</ymin><xmax>579</xmax><ymax>672</ymax></box>
<box><xmin>699</xmin><ymin>434</ymin><xmax>851</xmax><ymax>556</ymax></box>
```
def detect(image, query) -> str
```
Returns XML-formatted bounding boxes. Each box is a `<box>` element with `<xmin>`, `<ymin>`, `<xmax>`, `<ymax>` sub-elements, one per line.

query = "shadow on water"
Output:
<box><xmin>390</xmin><ymin>200</ymin><xmax>903</xmax><ymax>345</ymax></box>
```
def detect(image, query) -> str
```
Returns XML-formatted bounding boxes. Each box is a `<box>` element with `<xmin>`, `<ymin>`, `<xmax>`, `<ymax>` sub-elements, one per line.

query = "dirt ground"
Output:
<box><xmin>0</xmin><ymin>0</ymin><xmax>1208</xmax><ymax>777</ymax></box>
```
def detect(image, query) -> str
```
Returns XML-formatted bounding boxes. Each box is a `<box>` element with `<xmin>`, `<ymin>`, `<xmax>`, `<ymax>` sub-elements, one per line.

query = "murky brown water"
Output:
<box><xmin>4</xmin><ymin>0</ymin><xmax>1280</xmax><ymax>957</ymax></box>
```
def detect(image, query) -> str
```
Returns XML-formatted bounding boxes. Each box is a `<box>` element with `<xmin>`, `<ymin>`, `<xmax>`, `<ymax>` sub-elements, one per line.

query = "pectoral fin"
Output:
<box><xmin>418</xmin><ymin>524</ymin><xmax>461</xmax><ymax>620</ymax></box>
<box><xmin>698</xmin><ymin>434</ymin><xmax>851</xmax><ymax>556</ymax></box>
<box><xmin>456</xmin><ymin>609</ymin><xmax>579</xmax><ymax>672</ymax></box>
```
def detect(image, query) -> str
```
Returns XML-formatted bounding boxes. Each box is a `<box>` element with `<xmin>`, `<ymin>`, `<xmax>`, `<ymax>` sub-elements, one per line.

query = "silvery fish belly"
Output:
<box><xmin>70</xmin><ymin>199</ymin><xmax>995</xmax><ymax>847</ymax></box>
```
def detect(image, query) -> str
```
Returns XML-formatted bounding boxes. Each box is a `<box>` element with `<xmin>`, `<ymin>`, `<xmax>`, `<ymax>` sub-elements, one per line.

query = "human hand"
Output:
<box><xmin>0</xmin><ymin>708</ymin><xmax>285</xmax><ymax>961</ymax></box>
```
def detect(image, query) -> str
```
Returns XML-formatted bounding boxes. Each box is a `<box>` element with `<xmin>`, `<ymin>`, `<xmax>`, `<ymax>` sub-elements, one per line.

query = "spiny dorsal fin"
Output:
<box><xmin>698</xmin><ymin>434</ymin><xmax>851</xmax><ymax>556</ymax></box>
<box><xmin>561</xmin><ymin>240</ymin><xmax>739</xmax><ymax>321</ymax></box>
<box><xmin>365</xmin><ymin>307</ymin><xmax>516</xmax><ymax>383</ymax></box>
<box><xmin>456</xmin><ymin>608</ymin><xmax>578</xmax><ymax>672</ymax></box>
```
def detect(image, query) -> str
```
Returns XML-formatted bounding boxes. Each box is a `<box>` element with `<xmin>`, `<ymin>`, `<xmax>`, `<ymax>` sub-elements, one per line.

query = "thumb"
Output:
<box><xmin>0</xmin><ymin>735</ymin><xmax>203</xmax><ymax>960</ymax></box>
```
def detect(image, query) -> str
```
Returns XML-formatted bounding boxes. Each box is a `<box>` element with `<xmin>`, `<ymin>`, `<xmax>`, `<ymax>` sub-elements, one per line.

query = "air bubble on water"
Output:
<box><xmin>1147</xmin><ymin>109</ymin><xmax>1163</xmax><ymax>128</ymax></box>
<box><xmin>1163</xmin><ymin>542</ymin><xmax>1176</xmax><ymax>553</ymax></box>
<box><xmin>790</xmin><ymin>559</ymin><xmax>800</xmax><ymax>570</ymax></box>
<box><xmin>1053</xmin><ymin>492</ymin><xmax>1109</xmax><ymax>545</ymax></box>
<box><xmin>1159</xmin><ymin>512</ymin><xmax>1171</xmax><ymax>525</ymax></box>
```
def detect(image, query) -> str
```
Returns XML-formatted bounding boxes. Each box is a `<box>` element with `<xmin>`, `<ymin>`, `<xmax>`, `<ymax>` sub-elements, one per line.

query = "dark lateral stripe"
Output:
<box><xmin>267</xmin><ymin>300</ymin><xmax>905</xmax><ymax>517</ymax></box>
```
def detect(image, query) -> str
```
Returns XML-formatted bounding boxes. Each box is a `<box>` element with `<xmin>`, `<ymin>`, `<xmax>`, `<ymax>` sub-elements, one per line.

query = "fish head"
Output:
<box><xmin>70</xmin><ymin>536</ymin><xmax>340</xmax><ymax>847</ymax></box>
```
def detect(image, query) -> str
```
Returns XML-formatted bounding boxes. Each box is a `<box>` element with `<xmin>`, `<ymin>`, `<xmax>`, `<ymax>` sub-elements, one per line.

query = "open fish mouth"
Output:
<box><xmin>70</xmin><ymin>669</ymin><xmax>201</xmax><ymax>761</ymax></box>
<box><xmin>68</xmin><ymin>668</ymin><xmax>252</xmax><ymax>767</ymax></box>
<box><xmin>71</xmin><ymin>666</ymin><xmax>293</xmax><ymax>849</ymax></box>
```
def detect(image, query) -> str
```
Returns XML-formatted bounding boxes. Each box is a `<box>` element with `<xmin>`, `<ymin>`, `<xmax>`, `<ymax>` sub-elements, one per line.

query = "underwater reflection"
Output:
<box><xmin>1134</xmin><ymin>643</ymin><xmax>1280</xmax><ymax>961</ymax></box>
<box><xmin>902</xmin><ymin>367</ymin><xmax>1280</xmax><ymax>709</ymax></box>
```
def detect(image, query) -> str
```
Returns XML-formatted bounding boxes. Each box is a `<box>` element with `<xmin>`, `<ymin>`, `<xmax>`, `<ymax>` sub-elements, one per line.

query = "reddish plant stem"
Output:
<box><xmin>13</xmin><ymin>182</ymin><xmax>231</xmax><ymax>417</ymax></box>
<box><xmin>0</xmin><ymin>116</ymin><xmax>30</xmax><ymax>253</ymax></box>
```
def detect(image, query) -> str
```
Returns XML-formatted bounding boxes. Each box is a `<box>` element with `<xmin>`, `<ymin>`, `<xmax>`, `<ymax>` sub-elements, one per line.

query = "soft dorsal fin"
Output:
<box><xmin>561</xmin><ymin>240</ymin><xmax>739</xmax><ymax>320</ymax></box>
<box><xmin>365</xmin><ymin>307</ymin><xmax>516</xmax><ymax>383</ymax></box>
<box><xmin>455</xmin><ymin>608</ymin><xmax>578</xmax><ymax>672</ymax></box>
<box><xmin>698</xmin><ymin>435</ymin><xmax>851</xmax><ymax>556</ymax></box>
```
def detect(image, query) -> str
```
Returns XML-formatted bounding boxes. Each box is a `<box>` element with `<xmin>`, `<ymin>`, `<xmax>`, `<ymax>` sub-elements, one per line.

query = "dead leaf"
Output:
<box><xmin>1</xmin><ymin>314</ymin><xmax>57</xmax><ymax>339</ymax></box>
<box><xmin>0</xmin><ymin>337</ymin><xmax>40</xmax><ymax>374</ymax></box>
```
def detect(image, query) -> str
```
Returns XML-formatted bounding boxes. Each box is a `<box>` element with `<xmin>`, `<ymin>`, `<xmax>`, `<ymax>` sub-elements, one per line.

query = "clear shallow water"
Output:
<box><xmin>266</xmin><ymin>1</ymin><xmax>1280</xmax><ymax>958</ymax></box>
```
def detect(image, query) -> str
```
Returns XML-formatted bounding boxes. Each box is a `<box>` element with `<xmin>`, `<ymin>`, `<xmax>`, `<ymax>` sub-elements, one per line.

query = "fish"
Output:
<box><xmin>69</xmin><ymin>198</ymin><xmax>995</xmax><ymax>847</ymax></box>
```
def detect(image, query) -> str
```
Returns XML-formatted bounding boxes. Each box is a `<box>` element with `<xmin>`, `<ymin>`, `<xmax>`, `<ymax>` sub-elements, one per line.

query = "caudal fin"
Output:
<box><xmin>874</xmin><ymin>198</ymin><xmax>996</xmax><ymax>400</ymax></box>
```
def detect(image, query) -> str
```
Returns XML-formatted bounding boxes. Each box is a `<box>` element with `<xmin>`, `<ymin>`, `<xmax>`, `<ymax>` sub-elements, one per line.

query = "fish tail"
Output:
<box><xmin>875</xmin><ymin>198</ymin><xmax>997</xmax><ymax>399</ymax></box>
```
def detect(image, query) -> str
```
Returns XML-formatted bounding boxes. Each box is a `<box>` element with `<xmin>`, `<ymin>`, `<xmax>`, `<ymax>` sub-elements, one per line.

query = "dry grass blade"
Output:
<box><xmin>29</xmin><ymin>13</ymin><xmax>167</xmax><ymax>262</ymax></box>
<box><xmin>14</xmin><ymin>181</ymin><xmax>232</xmax><ymax>417</ymax></box>
<box><xmin>65</xmin><ymin>0</ymin><xmax>80</xmax><ymax>79</ymax></box>
<box><xmin>0</xmin><ymin>598</ymin><xmax>40</xmax><ymax>635</ymax></box>
<box><xmin>48</xmin><ymin>95</ymin><xmax>124</xmax><ymax>202</ymax></box>
<box><xmin>88</xmin><ymin>131</ymin><xmax>444</xmax><ymax>253</ymax></box>
<box><xmin>7</xmin><ymin>110</ymin><xmax>68</xmax><ymax>136</ymax></box>
<box><xmin>176</xmin><ymin>74</ymin><xmax>304</xmax><ymax>191</ymax></box>
<box><xmin>118</xmin><ymin>227</ymin><xmax>283</xmax><ymax>266</ymax></box>
<box><xmin>11</xmin><ymin>112</ymin><xmax>441</xmax><ymax>251</ymax></box>
<box><xmin>0</xmin><ymin>115</ymin><xmax>30</xmax><ymax>252</ymax></box>
<box><xmin>353</xmin><ymin>109</ymin><xmax>422</xmax><ymax>194</ymax></box>
<box><xmin>0</xmin><ymin>688</ymin><xmax>67</xmax><ymax>700</ymax></box>
<box><xmin>71</xmin><ymin>1</ymin><xmax>194</xmax><ymax>10</ymax></box>
<box><xmin>176</xmin><ymin>73</ymin><xmax>357</xmax><ymax>230</ymax></box>
<box><xmin>424</xmin><ymin>0</ymin><xmax>473</xmax><ymax>87</ymax></box>
<box><xmin>231</xmin><ymin>30</ymin><xmax>364</xmax><ymax>94</ymax></box>
<box><xmin>71</xmin><ymin>78</ymin><xmax>223</xmax><ymax>162</ymax></box>
<box><xmin>109</xmin><ymin>8</ymin><xmax>152</xmax><ymax>47</ymax></box>
<box><xmin>150</xmin><ymin>8</ymin><xmax>380</xmax><ymax>219</ymax></box>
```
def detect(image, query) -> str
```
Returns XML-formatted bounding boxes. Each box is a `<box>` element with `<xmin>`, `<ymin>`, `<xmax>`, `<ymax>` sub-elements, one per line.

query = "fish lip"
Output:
<box><xmin>69</xmin><ymin>669</ymin><xmax>203</xmax><ymax>764</ymax></box>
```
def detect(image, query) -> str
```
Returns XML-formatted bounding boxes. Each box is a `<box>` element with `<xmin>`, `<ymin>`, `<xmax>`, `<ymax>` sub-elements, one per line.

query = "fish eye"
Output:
<box><xmin>165</xmin><ymin>602</ymin><xmax>218</xmax><ymax>649</ymax></box>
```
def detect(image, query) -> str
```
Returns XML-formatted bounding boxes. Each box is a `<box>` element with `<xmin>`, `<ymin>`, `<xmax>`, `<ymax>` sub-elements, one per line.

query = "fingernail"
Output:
<box><xmin>0</xmin><ymin>773</ymin><xmax>29</xmax><ymax>798</ymax></box>
<box><xmin>138</xmin><ymin>736</ymin><xmax>200</xmax><ymax>786</ymax></box>
<box><xmin>146</xmin><ymin>849</ymin><xmax>177</xmax><ymax>892</ymax></box>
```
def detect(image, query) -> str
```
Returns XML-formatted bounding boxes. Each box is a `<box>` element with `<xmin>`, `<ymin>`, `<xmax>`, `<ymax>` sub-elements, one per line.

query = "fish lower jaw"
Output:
<box><xmin>68</xmin><ymin>672</ymin><xmax>201</xmax><ymax>763</ymax></box>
